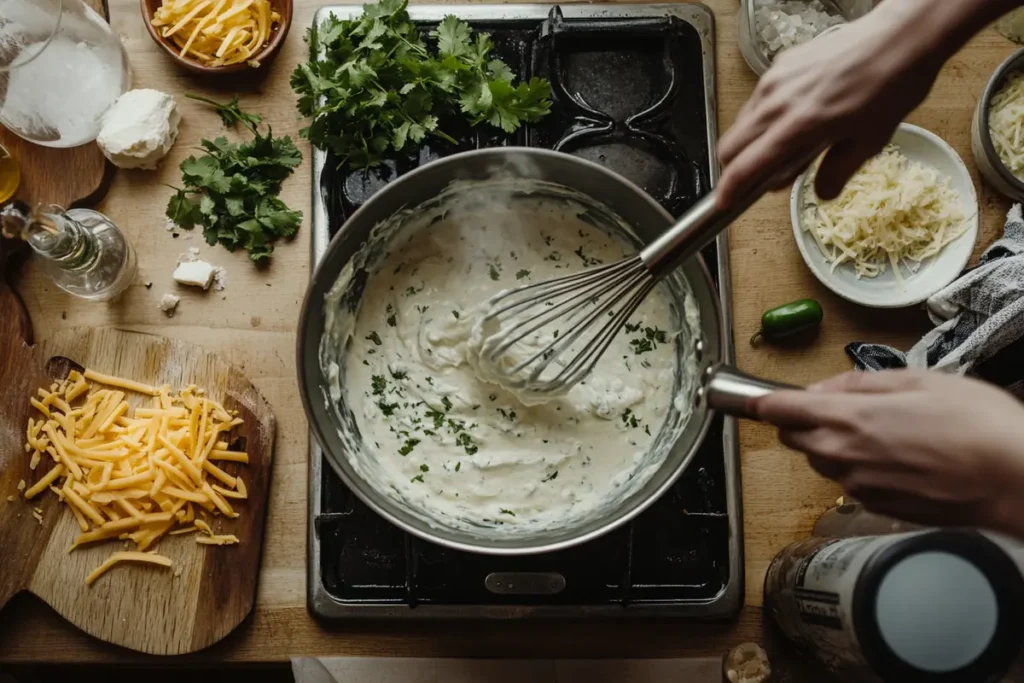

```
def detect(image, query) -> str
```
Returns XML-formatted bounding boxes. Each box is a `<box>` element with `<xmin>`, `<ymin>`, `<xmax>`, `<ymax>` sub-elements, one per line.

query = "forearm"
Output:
<box><xmin>874</xmin><ymin>0</ymin><xmax>1021</xmax><ymax>67</ymax></box>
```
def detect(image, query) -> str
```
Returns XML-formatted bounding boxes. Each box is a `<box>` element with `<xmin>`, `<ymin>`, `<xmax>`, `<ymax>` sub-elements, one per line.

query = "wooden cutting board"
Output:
<box><xmin>0</xmin><ymin>0</ymin><xmax>114</xmax><ymax>209</ymax></box>
<box><xmin>0</xmin><ymin>283</ymin><xmax>276</xmax><ymax>655</ymax></box>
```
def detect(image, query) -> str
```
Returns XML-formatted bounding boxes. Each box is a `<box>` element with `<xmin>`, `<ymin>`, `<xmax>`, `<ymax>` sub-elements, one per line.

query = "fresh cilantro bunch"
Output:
<box><xmin>167</xmin><ymin>98</ymin><xmax>303</xmax><ymax>265</ymax></box>
<box><xmin>290</xmin><ymin>0</ymin><xmax>552</xmax><ymax>169</ymax></box>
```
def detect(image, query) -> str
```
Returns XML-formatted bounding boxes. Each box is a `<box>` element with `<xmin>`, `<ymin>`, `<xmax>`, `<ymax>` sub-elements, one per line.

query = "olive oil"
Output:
<box><xmin>0</xmin><ymin>144</ymin><xmax>20</xmax><ymax>204</ymax></box>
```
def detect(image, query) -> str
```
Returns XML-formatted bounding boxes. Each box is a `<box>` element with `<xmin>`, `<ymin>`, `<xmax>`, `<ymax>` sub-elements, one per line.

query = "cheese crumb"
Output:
<box><xmin>173</xmin><ymin>261</ymin><xmax>216</xmax><ymax>289</ymax></box>
<box><xmin>159</xmin><ymin>294</ymin><xmax>181</xmax><ymax>316</ymax></box>
<box><xmin>17</xmin><ymin>479</ymin><xmax>26</xmax><ymax>491</ymax></box>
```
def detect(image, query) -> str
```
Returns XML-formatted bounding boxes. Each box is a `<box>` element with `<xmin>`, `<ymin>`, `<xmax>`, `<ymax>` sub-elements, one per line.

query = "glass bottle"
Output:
<box><xmin>0</xmin><ymin>0</ymin><xmax>131</xmax><ymax>147</ymax></box>
<box><xmin>0</xmin><ymin>201</ymin><xmax>136</xmax><ymax>301</ymax></box>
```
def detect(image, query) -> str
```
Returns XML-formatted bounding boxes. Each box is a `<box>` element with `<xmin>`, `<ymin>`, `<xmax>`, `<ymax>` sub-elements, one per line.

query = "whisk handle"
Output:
<box><xmin>639</xmin><ymin>148</ymin><xmax>825</xmax><ymax>278</ymax></box>
<box><xmin>701</xmin><ymin>365</ymin><xmax>799</xmax><ymax>421</ymax></box>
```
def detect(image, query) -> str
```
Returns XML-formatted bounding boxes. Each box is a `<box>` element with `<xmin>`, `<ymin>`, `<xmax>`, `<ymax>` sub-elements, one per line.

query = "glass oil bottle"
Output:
<box><xmin>0</xmin><ymin>201</ymin><xmax>136</xmax><ymax>301</ymax></box>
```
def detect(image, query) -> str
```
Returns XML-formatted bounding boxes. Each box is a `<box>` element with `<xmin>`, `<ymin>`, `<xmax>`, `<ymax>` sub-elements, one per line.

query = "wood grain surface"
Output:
<box><xmin>0</xmin><ymin>0</ymin><xmax>115</xmax><ymax>210</ymax></box>
<box><xmin>0</xmin><ymin>0</ymin><xmax>1017</xmax><ymax>669</ymax></box>
<box><xmin>0</xmin><ymin>306</ymin><xmax>276</xmax><ymax>654</ymax></box>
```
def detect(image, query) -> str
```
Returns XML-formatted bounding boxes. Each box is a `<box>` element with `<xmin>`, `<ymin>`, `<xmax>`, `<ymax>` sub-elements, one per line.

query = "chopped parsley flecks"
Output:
<box><xmin>371</xmin><ymin>375</ymin><xmax>386</xmax><ymax>395</ymax></box>
<box><xmin>377</xmin><ymin>400</ymin><xmax>399</xmax><ymax>416</ymax></box>
<box><xmin>542</xmin><ymin>471</ymin><xmax>558</xmax><ymax>482</ymax></box>
<box><xmin>621</xmin><ymin>408</ymin><xmax>640</xmax><ymax>429</ymax></box>
<box><xmin>386</xmin><ymin>304</ymin><xmax>397</xmax><ymax>327</ymax></box>
<box><xmin>410</xmin><ymin>474</ymin><xmax>424</xmax><ymax>483</ymax></box>
<box><xmin>451</xmin><ymin>310</ymin><xmax>460</xmax><ymax>319</ymax></box>
<box><xmin>488</xmin><ymin>394</ymin><xmax>497</xmax><ymax>402</ymax></box>
<box><xmin>573</xmin><ymin>246</ymin><xmax>602</xmax><ymax>267</ymax></box>
<box><xmin>404</xmin><ymin>284</ymin><xmax>424</xmax><ymax>297</ymax></box>
<box><xmin>447</xmin><ymin>419</ymin><xmax>465</xmax><ymax>434</ymax></box>
<box><xmin>425</xmin><ymin>409</ymin><xmax>445</xmax><ymax>430</ymax></box>
<box><xmin>630</xmin><ymin>326</ymin><xmax>668</xmax><ymax>355</ymax></box>
<box><xmin>545</xmin><ymin>251</ymin><xmax>561</xmax><ymax>262</ymax></box>
<box><xmin>399</xmin><ymin>438</ymin><xmax>421</xmax><ymax>456</ymax></box>
<box><xmin>441</xmin><ymin>396</ymin><xmax>453</xmax><ymax>412</ymax></box>
<box><xmin>624</xmin><ymin>322</ymin><xmax>641</xmax><ymax>333</ymax></box>
<box><xmin>499</xmin><ymin>508</ymin><xmax>516</xmax><ymax>517</ymax></box>
<box><xmin>644</xmin><ymin>424</ymin><xmax>651</xmax><ymax>436</ymax></box>
<box><xmin>390</xmin><ymin>368</ymin><xmax>408</xmax><ymax>380</ymax></box>
<box><xmin>489</xmin><ymin>264</ymin><xmax>501</xmax><ymax>281</ymax></box>
<box><xmin>515</xmin><ymin>269</ymin><xmax>531</xmax><ymax>280</ymax></box>
<box><xmin>455</xmin><ymin>461</ymin><xmax>461</xmax><ymax>472</ymax></box>
<box><xmin>496</xmin><ymin>407</ymin><xmax>517</xmax><ymax>421</ymax></box>
<box><xmin>419</xmin><ymin>463</ymin><xmax>429</xmax><ymax>472</ymax></box>
<box><xmin>543</xmin><ymin>234</ymin><xmax>554</xmax><ymax>246</ymax></box>
<box><xmin>456</xmin><ymin>432</ymin><xmax>478</xmax><ymax>455</ymax></box>
<box><xmin>365</xmin><ymin>331</ymin><xmax>382</xmax><ymax>346</ymax></box>
<box><xmin>416</xmin><ymin>304</ymin><xmax>430</xmax><ymax>314</ymax></box>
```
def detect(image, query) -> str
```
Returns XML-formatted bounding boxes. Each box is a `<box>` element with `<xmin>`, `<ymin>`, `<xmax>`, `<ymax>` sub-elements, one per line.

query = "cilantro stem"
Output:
<box><xmin>431</xmin><ymin>129</ymin><xmax>458</xmax><ymax>145</ymax></box>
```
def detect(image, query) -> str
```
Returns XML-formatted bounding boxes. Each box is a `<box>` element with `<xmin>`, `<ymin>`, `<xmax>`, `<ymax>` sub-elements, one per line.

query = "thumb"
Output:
<box><xmin>813</xmin><ymin>128</ymin><xmax>892</xmax><ymax>199</ymax></box>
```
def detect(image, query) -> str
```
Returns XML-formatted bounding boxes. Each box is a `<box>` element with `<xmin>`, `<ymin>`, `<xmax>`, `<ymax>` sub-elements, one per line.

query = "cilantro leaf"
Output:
<box><xmin>166</xmin><ymin>191</ymin><xmax>201</xmax><ymax>230</ymax></box>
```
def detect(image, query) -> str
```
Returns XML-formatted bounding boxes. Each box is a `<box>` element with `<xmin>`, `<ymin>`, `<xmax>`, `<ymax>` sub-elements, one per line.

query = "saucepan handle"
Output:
<box><xmin>700</xmin><ymin>364</ymin><xmax>800</xmax><ymax>421</ymax></box>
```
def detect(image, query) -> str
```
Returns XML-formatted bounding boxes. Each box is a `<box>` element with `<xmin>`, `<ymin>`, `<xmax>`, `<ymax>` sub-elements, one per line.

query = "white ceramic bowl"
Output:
<box><xmin>790</xmin><ymin>123</ymin><xmax>979</xmax><ymax>308</ymax></box>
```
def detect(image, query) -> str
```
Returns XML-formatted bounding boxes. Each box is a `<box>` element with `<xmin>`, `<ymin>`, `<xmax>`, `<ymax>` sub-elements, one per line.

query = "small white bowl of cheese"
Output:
<box><xmin>790</xmin><ymin>123</ymin><xmax>979</xmax><ymax>309</ymax></box>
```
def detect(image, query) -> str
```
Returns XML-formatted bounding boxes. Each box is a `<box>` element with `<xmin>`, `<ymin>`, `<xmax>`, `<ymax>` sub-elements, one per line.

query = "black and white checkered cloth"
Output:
<box><xmin>847</xmin><ymin>204</ymin><xmax>1024</xmax><ymax>397</ymax></box>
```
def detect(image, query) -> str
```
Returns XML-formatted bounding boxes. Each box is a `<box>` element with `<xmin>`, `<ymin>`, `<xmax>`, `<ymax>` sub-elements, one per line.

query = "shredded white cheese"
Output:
<box><xmin>989</xmin><ymin>71</ymin><xmax>1024</xmax><ymax>177</ymax></box>
<box><xmin>802</xmin><ymin>144</ymin><xmax>968</xmax><ymax>286</ymax></box>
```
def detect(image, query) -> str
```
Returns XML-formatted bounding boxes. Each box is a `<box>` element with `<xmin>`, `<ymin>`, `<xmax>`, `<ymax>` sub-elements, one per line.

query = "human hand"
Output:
<box><xmin>753</xmin><ymin>370</ymin><xmax>1024</xmax><ymax>537</ymax></box>
<box><xmin>717</xmin><ymin>0</ymin><xmax>950</xmax><ymax>207</ymax></box>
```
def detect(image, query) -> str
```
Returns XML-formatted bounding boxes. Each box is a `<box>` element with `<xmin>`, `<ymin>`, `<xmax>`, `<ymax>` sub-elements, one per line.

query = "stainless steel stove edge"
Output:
<box><xmin>306</xmin><ymin>3</ymin><xmax>742</xmax><ymax>620</ymax></box>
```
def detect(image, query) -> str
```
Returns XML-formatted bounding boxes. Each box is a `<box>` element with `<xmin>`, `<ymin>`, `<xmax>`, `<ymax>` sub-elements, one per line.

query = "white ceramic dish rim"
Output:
<box><xmin>790</xmin><ymin>123</ymin><xmax>980</xmax><ymax>309</ymax></box>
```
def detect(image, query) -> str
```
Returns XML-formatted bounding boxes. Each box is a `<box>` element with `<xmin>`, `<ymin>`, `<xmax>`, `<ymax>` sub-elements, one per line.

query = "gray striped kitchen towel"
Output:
<box><xmin>847</xmin><ymin>203</ymin><xmax>1024</xmax><ymax>397</ymax></box>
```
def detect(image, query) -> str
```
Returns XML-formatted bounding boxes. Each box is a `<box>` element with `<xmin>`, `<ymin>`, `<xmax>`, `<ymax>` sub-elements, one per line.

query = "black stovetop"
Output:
<box><xmin>309</xmin><ymin>4</ymin><xmax>740</xmax><ymax>618</ymax></box>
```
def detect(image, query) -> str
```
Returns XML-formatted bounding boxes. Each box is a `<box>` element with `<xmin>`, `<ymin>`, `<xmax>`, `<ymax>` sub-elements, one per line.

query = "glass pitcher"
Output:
<box><xmin>0</xmin><ymin>0</ymin><xmax>131</xmax><ymax>147</ymax></box>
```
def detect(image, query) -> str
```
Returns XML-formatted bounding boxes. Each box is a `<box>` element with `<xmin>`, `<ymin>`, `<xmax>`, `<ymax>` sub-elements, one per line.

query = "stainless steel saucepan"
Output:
<box><xmin>297</xmin><ymin>148</ymin><xmax>788</xmax><ymax>555</ymax></box>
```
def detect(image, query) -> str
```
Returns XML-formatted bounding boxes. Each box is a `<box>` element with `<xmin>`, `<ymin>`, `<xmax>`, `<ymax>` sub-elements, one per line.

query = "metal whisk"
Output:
<box><xmin>475</xmin><ymin>181</ymin><xmax>776</xmax><ymax>399</ymax></box>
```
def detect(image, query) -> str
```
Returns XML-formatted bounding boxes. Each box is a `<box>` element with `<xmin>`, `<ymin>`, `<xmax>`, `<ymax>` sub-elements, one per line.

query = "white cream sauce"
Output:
<box><xmin>342</xmin><ymin>195</ymin><xmax>681</xmax><ymax>531</ymax></box>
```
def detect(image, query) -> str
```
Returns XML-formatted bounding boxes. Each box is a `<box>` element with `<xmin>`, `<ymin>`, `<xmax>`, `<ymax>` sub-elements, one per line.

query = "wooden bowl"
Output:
<box><xmin>140</xmin><ymin>0</ymin><xmax>293</xmax><ymax>76</ymax></box>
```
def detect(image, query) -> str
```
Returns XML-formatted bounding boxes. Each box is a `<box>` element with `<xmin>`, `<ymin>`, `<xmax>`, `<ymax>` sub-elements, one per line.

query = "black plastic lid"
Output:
<box><xmin>853</xmin><ymin>530</ymin><xmax>1024</xmax><ymax>683</ymax></box>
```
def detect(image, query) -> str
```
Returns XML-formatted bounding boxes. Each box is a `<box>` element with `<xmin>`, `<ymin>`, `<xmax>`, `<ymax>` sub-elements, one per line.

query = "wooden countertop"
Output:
<box><xmin>0</xmin><ymin>0</ymin><xmax>1016</xmax><ymax>665</ymax></box>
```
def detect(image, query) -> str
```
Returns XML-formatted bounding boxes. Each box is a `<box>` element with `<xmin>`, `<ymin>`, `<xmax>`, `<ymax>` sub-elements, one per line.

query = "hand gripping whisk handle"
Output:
<box><xmin>639</xmin><ymin>148</ymin><xmax>825</xmax><ymax>278</ymax></box>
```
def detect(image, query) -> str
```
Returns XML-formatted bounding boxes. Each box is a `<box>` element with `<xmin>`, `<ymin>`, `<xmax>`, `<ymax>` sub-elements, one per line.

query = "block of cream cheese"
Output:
<box><xmin>97</xmin><ymin>89</ymin><xmax>181</xmax><ymax>170</ymax></box>
<box><xmin>173</xmin><ymin>260</ymin><xmax>216</xmax><ymax>289</ymax></box>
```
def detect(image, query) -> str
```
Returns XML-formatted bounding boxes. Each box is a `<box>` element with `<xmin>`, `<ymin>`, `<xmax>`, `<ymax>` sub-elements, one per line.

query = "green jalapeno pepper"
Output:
<box><xmin>751</xmin><ymin>298</ymin><xmax>823</xmax><ymax>345</ymax></box>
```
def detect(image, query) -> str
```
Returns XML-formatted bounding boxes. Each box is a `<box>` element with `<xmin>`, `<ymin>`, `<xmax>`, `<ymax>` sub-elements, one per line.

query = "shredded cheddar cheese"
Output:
<box><xmin>85</xmin><ymin>551</ymin><xmax>173</xmax><ymax>586</ymax></box>
<box><xmin>150</xmin><ymin>0</ymin><xmax>282</xmax><ymax>68</ymax></box>
<box><xmin>21</xmin><ymin>369</ymin><xmax>250</xmax><ymax>585</ymax></box>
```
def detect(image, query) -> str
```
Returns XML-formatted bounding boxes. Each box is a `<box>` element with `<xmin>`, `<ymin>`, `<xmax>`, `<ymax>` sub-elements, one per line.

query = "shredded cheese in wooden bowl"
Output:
<box><xmin>150</xmin><ymin>0</ymin><xmax>282</xmax><ymax>69</ymax></box>
<box><xmin>22</xmin><ymin>369</ymin><xmax>249</xmax><ymax>585</ymax></box>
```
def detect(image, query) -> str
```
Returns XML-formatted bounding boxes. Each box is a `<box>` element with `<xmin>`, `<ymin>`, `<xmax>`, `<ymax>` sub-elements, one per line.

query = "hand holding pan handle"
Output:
<box><xmin>700</xmin><ymin>364</ymin><xmax>800</xmax><ymax>421</ymax></box>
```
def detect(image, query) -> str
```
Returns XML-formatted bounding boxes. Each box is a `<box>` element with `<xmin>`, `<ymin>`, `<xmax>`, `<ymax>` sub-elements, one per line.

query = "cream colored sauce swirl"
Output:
<box><xmin>344</xmin><ymin>197</ymin><xmax>679</xmax><ymax>530</ymax></box>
